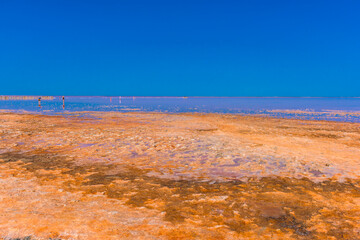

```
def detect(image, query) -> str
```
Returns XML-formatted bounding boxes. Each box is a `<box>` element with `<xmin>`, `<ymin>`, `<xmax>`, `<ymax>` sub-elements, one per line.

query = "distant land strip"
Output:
<box><xmin>0</xmin><ymin>96</ymin><xmax>54</xmax><ymax>100</ymax></box>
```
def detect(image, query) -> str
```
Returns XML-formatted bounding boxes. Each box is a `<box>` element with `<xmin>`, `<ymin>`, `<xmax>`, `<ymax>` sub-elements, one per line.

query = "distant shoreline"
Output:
<box><xmin>1</xmin><ymin>95</ymin><xmax>359</xmax><ymax>98</ymax></box>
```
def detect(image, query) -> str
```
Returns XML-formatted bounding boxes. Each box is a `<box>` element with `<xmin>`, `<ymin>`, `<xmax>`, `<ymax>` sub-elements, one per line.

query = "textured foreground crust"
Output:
<box><xmin>0</xmin><ymin>112</ymin><xmax>359</xmax><ymax>239</ymax></box>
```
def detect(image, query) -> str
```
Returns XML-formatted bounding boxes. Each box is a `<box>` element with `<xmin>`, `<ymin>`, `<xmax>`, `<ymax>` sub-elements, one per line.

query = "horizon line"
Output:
<box><xmin>0</xmin><ymin>95</ymin><xmax>360</xmax><ymax>98</ymax></box>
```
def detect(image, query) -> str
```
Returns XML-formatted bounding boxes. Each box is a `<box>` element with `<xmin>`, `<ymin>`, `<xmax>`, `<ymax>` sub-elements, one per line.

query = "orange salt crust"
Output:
<box><xmin>0</xmin><ymin>111</ymin><xmax>359</xmax><ymax>239</ymax></box>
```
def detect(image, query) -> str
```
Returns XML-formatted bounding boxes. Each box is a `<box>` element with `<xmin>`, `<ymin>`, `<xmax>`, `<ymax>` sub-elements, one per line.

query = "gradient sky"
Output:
<box><xmin>1</xmin><ymin>0</ymin><xmax>359</xmax><ymax>96</ymax></box>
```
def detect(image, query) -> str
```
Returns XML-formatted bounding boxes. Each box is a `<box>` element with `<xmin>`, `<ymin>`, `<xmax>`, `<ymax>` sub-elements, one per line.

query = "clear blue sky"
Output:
<box><xmin>1</xmin><ymin>0</ymin><xmax>359</xmax><ymax>96</ymax></box>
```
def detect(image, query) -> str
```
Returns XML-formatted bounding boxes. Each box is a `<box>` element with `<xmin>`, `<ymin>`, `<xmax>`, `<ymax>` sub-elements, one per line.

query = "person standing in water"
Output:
<box><xmin>62</xmin><ymin>96</ymin><xmax>65</xmax><ymax>109</ymax></box>
<box><xmin>38</xmin><ymin>97</ymin><xmax>41</xmax><ymax>107</ymax></box>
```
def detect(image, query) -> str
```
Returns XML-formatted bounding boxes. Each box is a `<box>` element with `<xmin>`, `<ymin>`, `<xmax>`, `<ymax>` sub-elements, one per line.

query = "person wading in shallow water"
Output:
<box><xmin>62</xmin><ymin>96</ymin><xmax>65</xmax><ymax>109</ymax></box>
<box><xmin>38</xmin><ymin>97</ymin><xmax>41</xmax><ymax>108</ymax></box>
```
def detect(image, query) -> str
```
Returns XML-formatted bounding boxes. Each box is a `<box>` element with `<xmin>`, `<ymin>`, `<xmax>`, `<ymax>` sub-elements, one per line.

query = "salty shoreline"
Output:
<box><xmin>0</xmin><ymin>111</ymin><xmax>359</xmax><ymax>239</ymax></box>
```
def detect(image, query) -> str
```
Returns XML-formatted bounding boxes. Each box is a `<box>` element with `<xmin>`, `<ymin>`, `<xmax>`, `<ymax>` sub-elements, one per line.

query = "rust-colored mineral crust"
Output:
<box><xmin>0</xmin><ymin>112</ymin><xmax>359</xmax><ymax>239</ymax></box>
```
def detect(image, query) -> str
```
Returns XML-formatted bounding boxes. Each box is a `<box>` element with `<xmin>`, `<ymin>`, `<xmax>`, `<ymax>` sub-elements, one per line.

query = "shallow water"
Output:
<box><xmin>1</xmin><ymin>96</ymin><xmax>360</xmax><ymax>122</ymax></box>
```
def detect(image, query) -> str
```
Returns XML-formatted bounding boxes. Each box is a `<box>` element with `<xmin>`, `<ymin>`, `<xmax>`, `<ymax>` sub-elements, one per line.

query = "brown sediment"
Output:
<box><xmin>0</xmin><ymin>112</ymin><xmax>360</xmax><ymax>239</ymax></box>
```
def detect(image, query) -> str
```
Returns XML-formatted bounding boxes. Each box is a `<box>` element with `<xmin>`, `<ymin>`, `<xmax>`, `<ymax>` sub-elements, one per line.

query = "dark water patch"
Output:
<box><xmin>78</xmin><ymin>143</ymin><xmax>96</xmax><ymax>148</ymax></box>
<box><xmin>194</xmin><ymin>128</ymin><xmax>218</xmax><ymax>132</ymax></box>
<box><xmin>219</xmin><ymin>158</ymin><xmax>244</xmax><ymax>167</ymax></box>
<box><xmin>310</xmin><ymin>133</ymin><xmax>342</xmax><ymax>139</ymax></box>
<box><xmin>275</xmin><ymin>215</ymin><xmax>311</xmax><ymax>236</ymax></box>
<box><xmin>309</xmin><ymin>169</ymin><xmax>323</xmax><ymax>177</ymax></box>
<box><xmin>5</xmin><ymin>237</ymin><xmax>61</xmax><ymax>240</ymax></box>
<box><xmin>6</xmin><ymin>237</ymin><xmax>32</xmax><ymax>240</ymax></box>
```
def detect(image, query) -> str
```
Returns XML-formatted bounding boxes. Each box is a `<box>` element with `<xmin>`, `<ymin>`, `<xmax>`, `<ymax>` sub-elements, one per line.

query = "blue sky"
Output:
<box><xmin>1</xmin><ymin>0</ymin><xmax>359</xmax><ymax>96</ymax></box>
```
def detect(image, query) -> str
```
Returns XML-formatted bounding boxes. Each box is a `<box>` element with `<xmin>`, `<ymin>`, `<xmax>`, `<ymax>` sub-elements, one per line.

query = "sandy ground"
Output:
<box><xmin>0</xmin><ymin>111</ymin><xmax>359</xmax><ymax>239</ymax></box>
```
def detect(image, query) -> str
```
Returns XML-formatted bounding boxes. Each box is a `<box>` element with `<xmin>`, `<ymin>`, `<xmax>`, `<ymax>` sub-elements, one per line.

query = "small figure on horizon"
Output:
<box><xmin>38</xmin><ymin>97</ymin><xmax>41</xmax><ymax>108</ymax></box>
<box><xmin>62</xmin><ymin>96</ymin><xmax>65</xmax><ymax>109</ymax></box>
